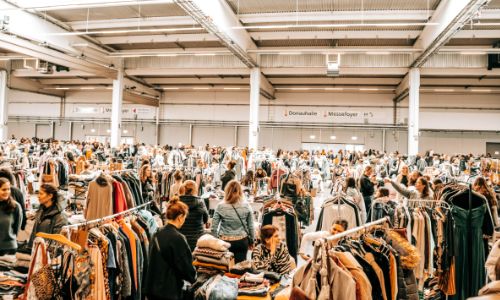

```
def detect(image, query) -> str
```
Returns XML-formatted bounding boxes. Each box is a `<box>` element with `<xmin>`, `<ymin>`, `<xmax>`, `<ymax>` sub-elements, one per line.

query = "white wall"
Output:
<box><xmin>5</xmin><ymin>89</ymin><xmax>500</xmax><ymax>154</ymax></box>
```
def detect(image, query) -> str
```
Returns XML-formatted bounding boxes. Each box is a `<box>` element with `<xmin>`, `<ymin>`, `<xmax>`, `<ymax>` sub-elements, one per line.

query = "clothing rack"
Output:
<box><xmin>62</xmin><ymin>200</ymin><xmax>153</xmax><ymax>230</ymax></box>
<box><xmin>316</xmin><ymin>216</ymin><xmax>390</xmax><ymax>246</ymax></box>
<box><xmin>406</xmin><ymin>199</ymin><xmax>451</xmax><ymax>209</ymax></box>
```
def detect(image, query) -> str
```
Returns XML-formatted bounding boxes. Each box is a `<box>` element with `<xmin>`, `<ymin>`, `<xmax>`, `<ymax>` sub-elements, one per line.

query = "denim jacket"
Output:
<box><xmin>211</xmin><ymin>201</ymin><xmax>255</xmax><ymax>241</ymax></box>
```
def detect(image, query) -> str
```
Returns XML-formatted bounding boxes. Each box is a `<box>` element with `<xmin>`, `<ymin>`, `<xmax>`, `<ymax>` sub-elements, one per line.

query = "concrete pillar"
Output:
<box><xmin>68</xmin><ymin>121</ymin><xmax>73</xmax><ymax>141</ymax></box>
<box><xmin>155</xmin><ymin>106</ymin><xmax>160</xmax><ymax>146</ymax></box>
<box><xmin>111</xmin><ymin>68</ymin><xmax>124</xmax><ymax>148</ymax></box>
<box><xmin>408</xmin><ymin>68</ymin><xmax>420</xmax><ymax>156</ymax></box>
<box><xmin>249</xmin><ymin>68</ymin><xmax>261</xmax><ymax>150</ymax></box>
<box><xmin>234</xmin><ymin>125</ymin><xmax>238</xmax><ymax>146</ymax></box>
<box><xmin>188</xmin><ymin>124</ymin><xmax>193</xmax><ymax>146</ymax></box>
<box><xmin>0</xmin><ymin>70</ymin><xmax>8</xmax><ymax>141</ymax></box>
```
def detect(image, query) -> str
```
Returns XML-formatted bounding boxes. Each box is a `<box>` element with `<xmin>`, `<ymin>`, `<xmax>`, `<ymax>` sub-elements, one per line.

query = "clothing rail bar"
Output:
<box><xmin>62</xmin><ymin>200</ymin><xmax>153</xmax><ymax>230</ymax></box>
<box><xmin>320</xmin><ymin>217</ymin><xmax>390</xmax><ymax>244</ymax></box>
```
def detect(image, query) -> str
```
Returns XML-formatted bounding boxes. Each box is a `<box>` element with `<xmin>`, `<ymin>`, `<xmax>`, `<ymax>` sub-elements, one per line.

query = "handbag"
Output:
<box><xmin>230</xmin><ymin>205</ymin><xmax>253</xmax><ymax>246</ymax></box>
<box><xmin>280</xmin><ymin>174</ymin><xmax>297</xmax><ymax>197</ymax></box>
<box><xmin>24</xmin><ymin>242</ymin><xmax>60</xmax><ymax>300</ymax></box>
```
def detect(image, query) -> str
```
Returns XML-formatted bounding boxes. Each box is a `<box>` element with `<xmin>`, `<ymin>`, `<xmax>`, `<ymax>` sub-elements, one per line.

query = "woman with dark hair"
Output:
<box><xmin>178</xmin><ymin>180</ymin><xmax>209</xmax><ymax>251</ymax></box>
<box><xmin>252</xmin><ymin>225</ymin><xmax>293</xmax><ymax>275</ymax></box>
<box><xmin>385</xmin><ymin>176</ymin><xmax>433</xmax><ymax>200</ymax></box>
<box><xmin>0</xmin><ymin>178</ymin><xmax>22</xmax><ymax>255</ymax></box>
<box><xmin>212</xmin><ymin>180</ymin><xmax>255</xmax><ymax>263</ymax></box>
<box><xmin>140</xmin><ymin>164</ymin><xmax>154</xmax><ymax>203</ymax></box>
<box><xmin>344</xmin><ymin>177</ymin><xmax>366</xmax><ymax>223</ymax></box>
<box><xmin>29</xmin><ymin>183</ymin><xmax>68</xmax><ymax>248</ymax></box>
<box><xmin>144</xmin><ymin>196</ymin><xmax>196</xmax><ymax>300</ymax></box>
<box><xmin>473</xmin><ymin>176</ymin><xmax>499</xmax><ymax>226</ymax></box>
<box><xmin>0</xmin><ymin>168</ymin><xmax>26</xmax><ymax>231</ymax></box>
<box><xmin>221</xmin><ymin>160</ymin><xmax>237</xmax><ymax>190</ymax></box>
<box><xmin>241</xmin><ymin>170</ymin><xmax>255</xmax><ymax>193</ymax></box>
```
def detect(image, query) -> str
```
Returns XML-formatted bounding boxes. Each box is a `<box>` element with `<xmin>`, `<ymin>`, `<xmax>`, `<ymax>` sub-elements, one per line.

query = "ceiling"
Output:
<box><xmin>1</xmin><ymin>0</ymin><xmax>500</xmax><ymax>99</ymax></box>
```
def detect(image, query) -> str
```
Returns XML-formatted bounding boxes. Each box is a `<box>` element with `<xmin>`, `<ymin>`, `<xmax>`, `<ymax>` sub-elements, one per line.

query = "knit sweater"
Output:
<box><xmin>0</xmin><ymin>201</ymin><xmax>22</xmax><ymax>250</ymax></box>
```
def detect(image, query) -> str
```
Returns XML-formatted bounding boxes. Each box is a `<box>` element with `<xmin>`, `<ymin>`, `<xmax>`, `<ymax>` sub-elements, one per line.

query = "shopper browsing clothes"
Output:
<box><xmin>211</xmin><ymin>180</ymin><xmax>255</xmax><ymax>263</ymax></box>
<box><xmin>178</xmin><ymin>180</ymin><xmax>209</xmax><ymax>251</ymax></box>
<box><xmin>28</xmin><ymin>183</ymin><xmax>68</xmax><ymax>248</ymax></box>
<box><xmin>144</xmin><ymin>196</ymin><xmax>196</xmax><ymax>300</ymax></box>
<box><xmin>0</xmin><ymin>178</ymin><xmax>22</xmax><ymax>256</ymax></box>
<box><xmin>298</xmin><ymin>220</ymin><xmax>348</xmax><ymax>261</ymax></box>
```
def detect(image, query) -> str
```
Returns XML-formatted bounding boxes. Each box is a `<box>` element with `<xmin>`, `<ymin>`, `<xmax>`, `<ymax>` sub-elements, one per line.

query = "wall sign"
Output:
<box><xmin>283</xmin><ymin>108</ymin><xmax>378</xmax><ymax>122</ymax></box>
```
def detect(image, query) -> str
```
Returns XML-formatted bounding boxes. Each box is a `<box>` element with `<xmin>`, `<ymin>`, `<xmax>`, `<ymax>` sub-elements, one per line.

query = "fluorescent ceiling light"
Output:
<box><xmin>55</xmin><ymin>87</ymin><xmax>69</xmax><ymax>90</ymax></box>
<box><xmin>233</xmin><ymin>23</ymin><xmax>438</xmax><ymax>30</ymax></box>
<box><xmin>156</xmin><ymin>54</ymin><xmax>178</xmax><ymax>57</ymax></box>
<box><xmin>90</xmin><ymin>129</ymin><xmax>96</xmax><ymax>133</ymax></box>
<box><xmin>290</xmin><ymin>88</ymin><xmax>310</xmax><ymax>90</ymax></box>
<box><xmin>470</xmin><ymin>89</ymin><xmax>491</xmax><ymax>92</ymax></box>
<box><xmin>193</xmin><ymin>87</ymin><xmax>210</xmax><ymax>90</ymax></box>
<box><xmin>351</xmin><ymin>136</ymin><xmax>358</xmax><ymax>141</ymax></box>
<box><xmin>309</xmin><ymin>135</ymin><xmax>316</xmax><ymax>139</ymax></box>
<box><xmin>360</xmin><ymin>88</ymin><xmax>379</xmax><ymax>91</ymax></box>
<box><xmin>10</xmin><ymin>0</ymin><xmax>174</xmax><ymax>10</ymax></box>
<box><xmin>80</xmin><ymin>87</ymin><xmax>95</xmax><ymax>90</ymax></box>
<box><xmin>366</xmin><ymin>51</ymin><xmax>391</xmax><ymax>55</ymax></box>
<box><xmin>194</xmin><ymin>53</ymin><xmax>216</xmax><ymax>56</ymax></box>
<box><xmin>44</xmin><ymin>26</ymin><xmax>203</xmax><ymax>36</ymax></box>
<box><xmin>163</xmin><ymin>87</ymin><xmax>179</xmax><ymax>90</ymax></box>
<box><xmin>434</xmin><ymin>88</ymin><xmax>454</xmax><ymax>92</ymax></box>
<box><xmin>325</xmin><ymin>88</ymin><xmax>344</xmax><ymax>91</ymax></box>
<box><xmin>460</xmin><ymin>52</ymin><xmax>485</xmax><ymax>55</ymax></box>
<box><xmin>106</xmin><ymin>87</ymin><xmax>113</xmax><ymax>90</ymax></box>
<box><xmin>223</xmin><ymin>87</ymin><xmax>241</xmax><ymax>90</ymax></box>
<box><xmin>330</xmin><ymin>135</ymin><xmax>337</xmax><ymax>140</ymax></box>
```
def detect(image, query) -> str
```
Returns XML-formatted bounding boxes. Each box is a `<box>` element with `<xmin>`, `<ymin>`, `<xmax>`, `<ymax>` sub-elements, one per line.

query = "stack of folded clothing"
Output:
<box><xmin>0</xmin><ymin>270</ymin><xmax>27</xmax><ymax>297</ymax></box>
<box><xmin>238</xmin><ymin>272</ymin><xmax>271</xmax><ymax>297</ymax></box>
<box><xmin>0</xmin><ymin>256</ymin><xmax>16</xmax><ymax>269</ymax></box>
<box><xmin>192</xmin><ymin>234</ymin><xmax>234</xmax><ymax>272</ymax></box>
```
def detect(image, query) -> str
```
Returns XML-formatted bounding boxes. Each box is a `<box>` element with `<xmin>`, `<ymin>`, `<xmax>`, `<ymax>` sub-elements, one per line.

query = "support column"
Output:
<box><xmin>0</xmin><ymin>71</ymin><xmax>8</xmax><ymax>141</ymax></box>
<box><xmin>234</xmin><ymin>125</ymin><xmax>238</xmax><ymax>146</ymax></box>
<box><xmin>68</xmin><ymin>121</ymin><xmax>73</xmax><ymax>141</ymax></box>
<box><xmin>249</xmin><ymin>68</ymin><xmax>261</xmax><ymax>150</ymax></box>
<box><xmin>50</xmin><ymin>121</ymin><xmax>55</xmax><ymax>139</ymax></box>
<box><xmin>408</xmin><ymin>68</ymin><xmax>420</xmax><ymax>156</ymax></box>
<box><xmin>155</xmin><ymin>106</ymin><xmax>160</xmax><ymax>146</ymax></box>
<box><xmin>111</xmin><ymin>67</ymin><xmax>124</xmax><ymax>148</ymax></box>
<box><xmin>188</xmin><ymin>124</ymin><xmax>193</xmax><ymax>146</ymax></box>
<box><xmin>382</xmin><ymin>129</ymin><xmax>386</xmax><ymax>153</ymax></box>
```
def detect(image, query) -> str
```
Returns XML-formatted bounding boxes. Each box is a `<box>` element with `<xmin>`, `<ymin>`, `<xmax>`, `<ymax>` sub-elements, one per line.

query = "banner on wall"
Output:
<box><xmin>68</xmin><ymin>105</ymin><xmax>155</xmax><ymax>118</ymax></box>
<box><xmin>282</xmin><ymin>108</ymin><xmax>380</xmax><ymax>122</ymax></box>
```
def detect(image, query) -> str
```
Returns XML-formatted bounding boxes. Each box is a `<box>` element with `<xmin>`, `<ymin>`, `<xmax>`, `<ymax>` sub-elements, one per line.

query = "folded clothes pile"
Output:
<box><xmin>238</xmin><ymin>272</ymin><xmax>270</xmax><ymax>297</ymax></box>
<box><xmin>0</xmin><ymin>256</ymin><xmax>16</xmax><ymax>269</ymax></box>
<box><xmin>192</xmin><ymin>234</ymin><xmax>234</xmax><ymax>272</ymax></box>
<box><xmin>0</xmin><ymin>270</ymin><xmax>27</xmax><ymax>297</ymax></box>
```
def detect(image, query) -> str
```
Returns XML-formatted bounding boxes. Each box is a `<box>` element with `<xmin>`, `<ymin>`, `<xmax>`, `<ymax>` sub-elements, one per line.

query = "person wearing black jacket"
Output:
<box><xmin>221</xmin><ymin>160</ymin><xmax>236</xmax><ymax>190</ymax></box>
<box><xmin>359</xmin><ymin>165</ymin><xmax>375</xmax><ymax>216</ymax></box>
<box><xmin>144</xmin><ymin>197</ymin><xmax>196</xmax><ymax>300</ymax></box>
<box><xmin>0</xmin><ymin>168</ymin><xmax>26</xmax><ymax>231</ymax></box>
<box><xmin>179</xmin><ymin>180</ymin><xmax>209</xmax><ymax>251</ymax></box>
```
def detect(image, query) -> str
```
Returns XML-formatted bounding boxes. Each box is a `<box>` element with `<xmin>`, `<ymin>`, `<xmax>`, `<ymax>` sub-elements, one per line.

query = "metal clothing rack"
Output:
<box><xmin>315</xmin><ymin>217</ymin><xmax>390</xmax><ymax>246</ymax></box>
<box><xmin>62</xmin><ymin>200</ymin><xmax>153</xmax><ymax>230</ymax></box>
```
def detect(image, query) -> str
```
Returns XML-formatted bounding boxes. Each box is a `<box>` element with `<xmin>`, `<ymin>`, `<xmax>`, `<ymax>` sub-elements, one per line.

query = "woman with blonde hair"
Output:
<box><xmin>212</xmin><ymin>180</ymin><xmax>255</xmax><ymax>263</ymax></box>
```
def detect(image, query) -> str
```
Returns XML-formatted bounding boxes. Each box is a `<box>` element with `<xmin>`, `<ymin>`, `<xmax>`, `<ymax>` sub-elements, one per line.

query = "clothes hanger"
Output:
<box><xmin>36</xmin><ymin>232</ymin><xmax>82</xmax><ymax>252</ymax></box>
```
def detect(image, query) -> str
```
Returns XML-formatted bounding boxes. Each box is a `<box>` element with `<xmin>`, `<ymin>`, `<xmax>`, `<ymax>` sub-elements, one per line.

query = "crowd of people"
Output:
<box><xmin>0</xmin><ymin>137</ymin><xmax>499</xmax><ymax>299</ymax></box>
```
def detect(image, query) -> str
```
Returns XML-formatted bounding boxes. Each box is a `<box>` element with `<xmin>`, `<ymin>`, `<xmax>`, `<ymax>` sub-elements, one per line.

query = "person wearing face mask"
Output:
<box><xmin>298</xmin><ymin>220</ymin><xmax>348</xmax><ymax>261</ymax></box>
<box><xmin>0</xmin><ymin>178</ymin><xmax>22</xmax><ymax>256</ymax></box>
<box><xmin>28</xmin><ymin>183</ymin><xmax>68</xmax><ymax>248</ymax></box>
<box><xmin>144</xmin><ymin>196</ymin><xmax>196</xmax><ymax>300</ymax></box>
<box><xmin>252</xmin><ymin>225</ymin><xmax>293</xmax><ymax>275</ymax></box>
<box><xmin>385</xmin><ymin>176</ymin><xmax>433</xmax><ymax>200</ymax></box>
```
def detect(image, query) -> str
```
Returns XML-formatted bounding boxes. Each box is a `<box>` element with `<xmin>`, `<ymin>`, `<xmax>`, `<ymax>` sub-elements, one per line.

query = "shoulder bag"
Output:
<box><xmin>230</xmin><ymin>204</ymin><xmax>254</xmax><ymax>246</ymax></box>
